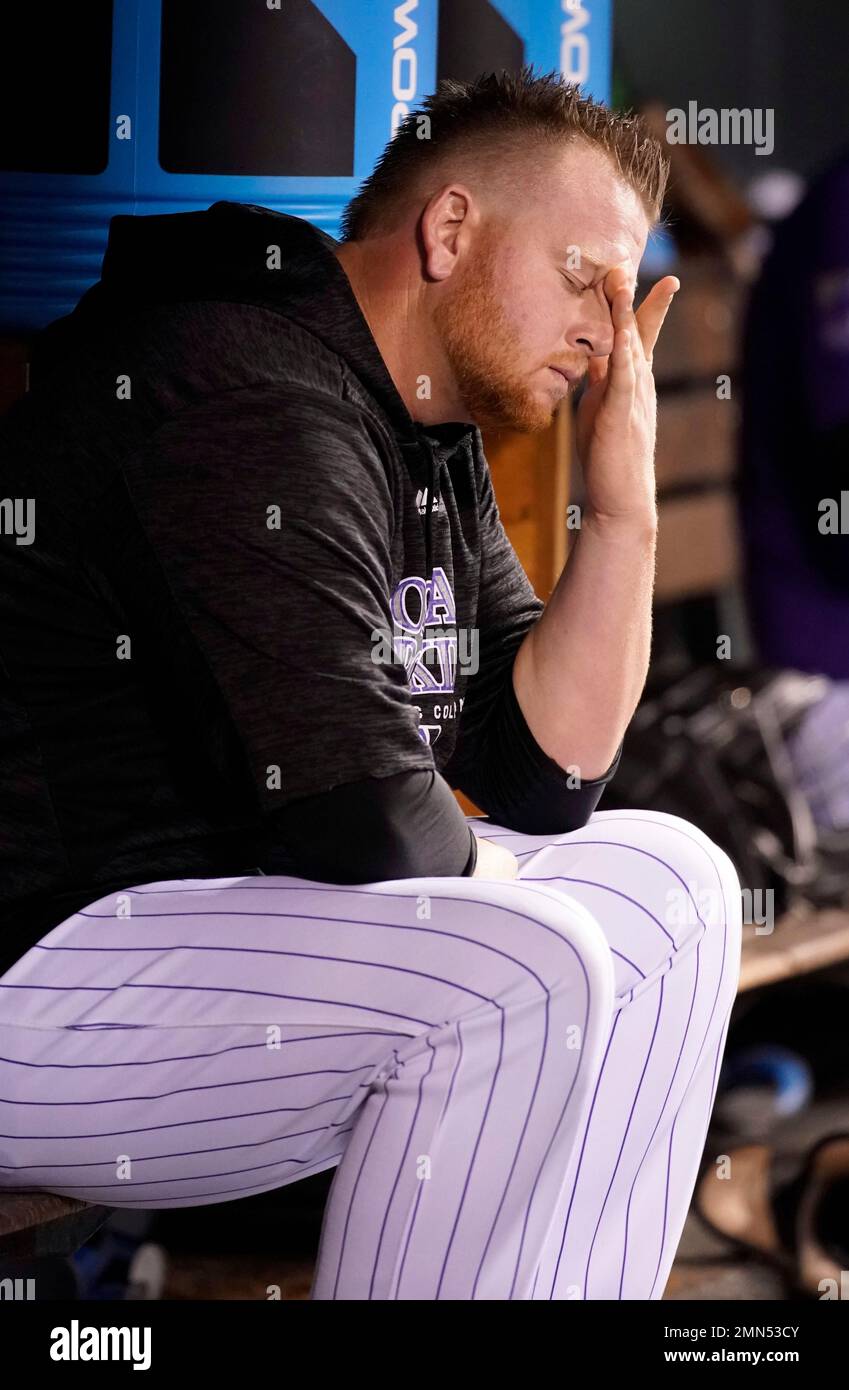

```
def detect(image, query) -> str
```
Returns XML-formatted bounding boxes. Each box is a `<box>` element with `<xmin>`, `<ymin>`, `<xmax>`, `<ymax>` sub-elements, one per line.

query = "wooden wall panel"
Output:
<box><xmin>483</xmin><ymin>402</ymin><xmax>570</xmax><ymax>602</ymax></box>
<box><xmin>655</xmin><ymin>491</ymin><xmax>741</xmax><ymax>601</ymax></box>
<box><xmin>655</xmin><ymin>389</ymin><xmax>739</xmax><ymax>490</ymax></box>
<box><xmin>455</xmin><ymin>404</ymin><xmax>571</xmax><ymax>816</ymax></box>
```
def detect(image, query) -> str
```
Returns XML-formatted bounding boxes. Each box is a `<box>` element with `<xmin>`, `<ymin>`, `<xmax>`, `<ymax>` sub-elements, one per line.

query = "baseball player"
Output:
<box><xmin>0</xmin><ymin>70</ymin><xmax>742</xmax><ymax>1299</ymax></box>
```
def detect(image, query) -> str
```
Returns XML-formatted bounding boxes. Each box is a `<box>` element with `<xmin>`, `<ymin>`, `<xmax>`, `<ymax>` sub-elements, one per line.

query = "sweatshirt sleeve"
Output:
<box><xmin>119</xmin><ymin>382</ymin><xmax>477</xmax><ymax>879</ymax></box>
<box><xmin>441</xmin><ymin>439</ymin><xmax>623</xmax><ymax>833</ymax></box>
<box><xmin>255</xmin><ymin>767</ymin><xmax>478</xmax><ymax>881</ymax></box>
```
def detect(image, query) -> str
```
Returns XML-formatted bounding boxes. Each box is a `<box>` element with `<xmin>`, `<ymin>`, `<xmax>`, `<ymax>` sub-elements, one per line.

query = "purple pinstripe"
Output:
<box><xmin>0</xmin><ymin>808</ymin><xmax>741</xmax><ymax>1299</ymax></box>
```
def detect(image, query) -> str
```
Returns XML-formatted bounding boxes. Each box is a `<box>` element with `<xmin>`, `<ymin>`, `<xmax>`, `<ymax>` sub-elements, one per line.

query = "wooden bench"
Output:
<box><xmin>740</xmin><ymin>905</ymin><xmax>849</xmax><ymax>992</ymax></box>
<box><xmin>0</xmin><ymin>1190</ymin><xmax>112</xmax><ymax>1261</ymax></box>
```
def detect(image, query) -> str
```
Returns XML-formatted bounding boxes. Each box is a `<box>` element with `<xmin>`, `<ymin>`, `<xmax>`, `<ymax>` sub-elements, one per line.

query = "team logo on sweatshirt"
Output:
<box><xmin>372</xmin><ymin>568</ymin><xmax>477</xmax><ymax>748</ymax></box>
<box><xmin>388</xmin><ymin>566</ymin><xmax>460</xmax><ymax>747</ymax></box>
<box><xmin>415</xmin><ymin>486</ymin><xmax>444</xmax><ymax>515</ymax></box>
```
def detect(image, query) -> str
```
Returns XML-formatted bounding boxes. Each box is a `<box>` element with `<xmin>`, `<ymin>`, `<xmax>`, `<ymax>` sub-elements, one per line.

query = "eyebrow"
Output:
<box><xmin>566</xmin><ymin>251</ymin><xmax>639</xmax><ymax>290</ymax></box>
<box><xmin>567</xmin><ymin>248</ymin><xmax>604</xmax><ymax>269</ymax></box>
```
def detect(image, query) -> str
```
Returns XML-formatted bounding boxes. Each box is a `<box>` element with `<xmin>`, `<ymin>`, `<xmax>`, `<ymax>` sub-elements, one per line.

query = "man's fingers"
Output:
<box><xmin>607</xmin><ymin>324</ymin><xmax>635</xmax><ymax>393</ymax></box>
<box><xmin>592</xmin><ymin>268</ymin><xmax>678</xmax><ymax>389</ymax></box>
<box><xmin>603</xmin><ymin>266</ymin><xmax>631</xmax><ymax>303</ymax></box>
<box><xmin>604</xmin><ymin>268</ymin><xmax>680</xmax><ymax>362</ymax></box>
<box><xmin>611</xmin><ymin>283</ymin><xmax>643</xmax><ymax>373</ymax></box>
<box><xmin>586</xmin><ymin>354</ymin><xmax>608</xmax><ymax>387</ymax></box>
<box><xmin>635</xmin><ymin>276</ymin><xmax>680</xmax><ymax>359</ymax></box>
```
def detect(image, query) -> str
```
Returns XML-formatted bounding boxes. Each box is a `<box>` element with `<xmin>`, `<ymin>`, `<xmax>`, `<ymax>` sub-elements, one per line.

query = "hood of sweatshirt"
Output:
<box><xmin>33</xmin><ymin>200</ymin><xmax>477</xmax><ymax>583</ymax></box>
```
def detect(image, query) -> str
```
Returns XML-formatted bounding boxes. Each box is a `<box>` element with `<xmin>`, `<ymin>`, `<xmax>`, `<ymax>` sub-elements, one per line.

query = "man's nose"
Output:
<box><xmin>568</xmin><ymin>298</ymin><xmax>616</xmax><ymax>359</ymax></box>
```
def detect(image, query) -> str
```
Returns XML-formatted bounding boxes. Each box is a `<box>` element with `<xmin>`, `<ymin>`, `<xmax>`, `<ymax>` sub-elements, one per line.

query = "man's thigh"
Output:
<box><xmin>0</xmin><ymin>869</ymin><xmax>609</xmax><ymax>1209</ymax></box>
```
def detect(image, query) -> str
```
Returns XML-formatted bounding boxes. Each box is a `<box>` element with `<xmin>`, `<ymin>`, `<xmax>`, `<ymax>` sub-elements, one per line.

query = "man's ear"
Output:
<box><xmin>420</xmin><ymin>184</ymin><xmax>478</xmax><ymax>282</ymax></box>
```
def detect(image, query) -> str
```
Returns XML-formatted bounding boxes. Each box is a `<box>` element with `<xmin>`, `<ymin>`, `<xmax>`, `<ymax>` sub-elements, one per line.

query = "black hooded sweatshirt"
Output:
<box><xmin>0</xmin><ymin>201</ymin><xmax>622</xmax><ymax>978</ymax></box>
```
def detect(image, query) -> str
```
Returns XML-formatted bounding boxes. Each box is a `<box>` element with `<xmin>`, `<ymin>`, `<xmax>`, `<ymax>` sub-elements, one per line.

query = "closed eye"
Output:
<box><xmin>562</xmin><ymin>273</ymin><xmax>591</xmax><ymax>294</ymax></box>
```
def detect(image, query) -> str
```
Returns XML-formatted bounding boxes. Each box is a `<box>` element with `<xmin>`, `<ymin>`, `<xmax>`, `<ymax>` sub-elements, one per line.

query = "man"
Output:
<box><xmin>0</xmin><ymin>70</ymin><xmax>742</xmax><ymax>1299</ymax></box>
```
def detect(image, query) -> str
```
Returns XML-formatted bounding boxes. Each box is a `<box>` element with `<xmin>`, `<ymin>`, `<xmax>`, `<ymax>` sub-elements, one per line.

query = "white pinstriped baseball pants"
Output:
<box><xmin>0</xmin><ymin>807</ymin><xmax>742</xmax><ymax>1300</ymax></box>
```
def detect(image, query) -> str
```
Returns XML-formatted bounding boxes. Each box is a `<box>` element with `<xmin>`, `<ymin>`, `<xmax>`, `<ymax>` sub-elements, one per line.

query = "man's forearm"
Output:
<box><xmin>511</xmin><ymin>508</ymin><xmax>657</xmax><ymax>781</ymax></box>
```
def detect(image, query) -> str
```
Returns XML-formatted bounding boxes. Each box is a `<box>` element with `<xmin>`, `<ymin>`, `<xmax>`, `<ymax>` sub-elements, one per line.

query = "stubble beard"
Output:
<box><xmin>432</xmin><ymin>240</ymin><xmax>557</xmax><ymax>434</ymax></box>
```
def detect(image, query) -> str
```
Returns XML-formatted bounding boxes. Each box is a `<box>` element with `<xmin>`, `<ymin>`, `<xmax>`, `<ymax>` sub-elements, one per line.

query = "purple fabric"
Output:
<box><xmin>786</xmin><ymin>679</ymin><xmax>849</xmax><ymax>829</ymax></box>
<box><xmin>739</xmin><ymin>149</ymin><xmax>849</xmax><ymax>677</ymax></box>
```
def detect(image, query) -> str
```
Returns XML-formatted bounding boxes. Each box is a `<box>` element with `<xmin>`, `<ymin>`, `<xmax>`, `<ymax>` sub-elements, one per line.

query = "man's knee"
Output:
<box><xmin>592</xmin><ymin>806</ymin><xmax>744</xmax><ymax>956</ymax></box>
<box><xmin>399</xmin><ymin>875</ymin><xmax>616</xmax><ymax>1008</ymax></box>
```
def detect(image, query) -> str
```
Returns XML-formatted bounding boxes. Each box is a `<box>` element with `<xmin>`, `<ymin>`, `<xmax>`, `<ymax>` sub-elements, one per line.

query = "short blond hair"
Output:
<box><xmin>340</xmin><ymin>66</ymin><xmax>670</xmax><ymax>240</ymax></box>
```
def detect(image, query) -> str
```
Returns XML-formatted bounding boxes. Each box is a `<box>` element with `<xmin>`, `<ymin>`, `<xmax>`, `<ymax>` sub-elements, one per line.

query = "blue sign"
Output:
<box><xmin>0</xmin><ymin>0</ymin><xmax>612</xmax><ymax>333</ymax></box>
